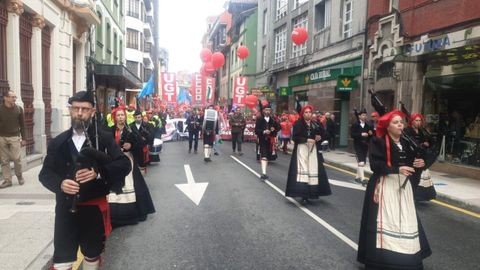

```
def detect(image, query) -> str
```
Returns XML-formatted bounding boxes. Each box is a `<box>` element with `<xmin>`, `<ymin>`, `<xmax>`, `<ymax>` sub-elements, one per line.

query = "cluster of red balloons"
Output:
<box><xmin>200</xmin><ymin>48</ymin><xmax>225</xmax><ymax>77</ymax></box>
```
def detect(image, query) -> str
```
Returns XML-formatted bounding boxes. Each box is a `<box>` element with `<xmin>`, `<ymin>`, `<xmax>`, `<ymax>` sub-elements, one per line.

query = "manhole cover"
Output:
<box><xmin>16</xmin><ymin>201</ymin><xmax>35</xmax><ymax>205</ymax></box>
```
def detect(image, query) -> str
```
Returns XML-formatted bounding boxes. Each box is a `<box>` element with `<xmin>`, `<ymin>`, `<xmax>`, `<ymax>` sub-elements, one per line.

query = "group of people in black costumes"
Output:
<box><xmin>39</xmin><ymin>91</ymin><xmax>155</xmax><ymax>270</ymax></box>
<box><xmin>40</xmin><ymin>90</ymin><xmax>436</xmax><ymax>270</ymax></box>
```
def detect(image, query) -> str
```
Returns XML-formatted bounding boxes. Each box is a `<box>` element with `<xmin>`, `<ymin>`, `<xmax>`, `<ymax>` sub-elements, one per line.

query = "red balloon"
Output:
<box><xmin>200</xmin><ymin>48</ymin><xmax>212</xmax><ymax>62</ymax></box>
<box><xmin>291</xmin><ymin>27</ymin><xmax>308</xmax><ymax>45</ymax></box>
<box><xmin>204</xmin><ymin>61</ymin><xmax>215</xmax><ymax>74</ymax></box>
<box><xmin>236</xmin><ymin>46</ymin><xmax>249</xmax><ymax>59</ymax></box>
<box><xmin>245</xmin><ymin>95</ymin><xmax>258</xmax><ymax>109</ymax></box>
<box><xmin>211</xmin><ymin>52</ymin><xmax>225</xmax><ymax>69</ymax></box>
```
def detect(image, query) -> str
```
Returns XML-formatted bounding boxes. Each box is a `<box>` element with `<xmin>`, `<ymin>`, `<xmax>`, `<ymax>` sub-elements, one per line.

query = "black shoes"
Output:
<box><xmin>301</xmin><ymin>197</ymin><xmax>310</xmax><ymax>204</ymax></box>
<box><xmin>238</xmin><ymin>152</ymin><xmax>243</xmax><ymax>156</ymax></box>
<box><xmin>260</xmin><ymin>174</ymin><xmax>269</xmax><ymax>180</ymax></box>
<box><xmin>355</xmin><ymin>178</ymin><xmax>368</xmax><ymax>186</ymax></box>
<box><xmin>214</xmin><ymin>152</ymin><xmax>219</xmax><ymax>156</ymax></box>
<box><xmin>204</xmin><ymin>157</ymin><xmax>212</xmax><ymax>162</ymax></box>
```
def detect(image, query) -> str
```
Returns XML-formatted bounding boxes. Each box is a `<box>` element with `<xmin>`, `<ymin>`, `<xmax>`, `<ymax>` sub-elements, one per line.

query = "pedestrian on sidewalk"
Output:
<box><xmin>202</xmin><ymin>105</ymin><xmax>219</xmax><ymax>162</ymax></box>
<box><xmin>357</xmin><ymin>110</ymin><xmax>431</xmax><ymax>270</ymax></box>
<box><xmin>285</xmin><ymin>105</ymin><xmax>332</xmax><ymax>203</ymax></box>
<box><xmin>0</xmin><ymin>90</ymin><xmax>26</xmax><ymax>188</ymax></box>
<box><xmin>255</xmin><ymin>102</ymin><xmax>280</xmax><ymax>180</ymax></box>
<box><xmin>326</xmin><ymin>112</ymin><xmax>337</xmax><ymax>151</ymax></box>
<box><xmin>186</xmin><ymin>108</ymin><xmax>202</xmax><ymax>154</ymax></box>
<box><xmin>351</xmin><ymin>108</ymin><xmax>373</xmax><ymax>184</ymax></box>
<box><xmin>229</xmin><ymin>107</ymin><xmax>246</xmax><ymax>155</ymax></box>
<box><xmin>39</xmin><ymin>91</ymin><xmax>131</xmax><ymax>270</ymax></box>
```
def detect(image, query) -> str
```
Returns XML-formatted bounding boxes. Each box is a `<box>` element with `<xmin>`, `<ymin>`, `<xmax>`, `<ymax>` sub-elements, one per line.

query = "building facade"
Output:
<box><xmin>256</xmin><ymin>0</ymin><xmax>367</xmax><ymax>147</ymax></box>
<box><xmin>0</xmin><ymin>0</ymin><xmax>99</xmax><ymax>168</ymax></box>
<box><xmin>365</xmin><ymin>0</ymin><xmax>480</xmax><ymax>177</ymax></box>
<box><xmin>94</xmin><ymin>0</ymin><xmax>141</xmax><ymax>114</ymax></box>
<box><xmin>124</xmin><ymin>0</ymin><xmax>155</xmax><ymax>106</ymax></box>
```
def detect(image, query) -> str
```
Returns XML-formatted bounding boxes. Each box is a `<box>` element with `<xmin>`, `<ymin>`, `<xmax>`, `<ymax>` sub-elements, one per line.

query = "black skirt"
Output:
<box><xmin>285</xmin><ymin>144</ymin><xmax>331</xmax><ymax>199</ymax></box>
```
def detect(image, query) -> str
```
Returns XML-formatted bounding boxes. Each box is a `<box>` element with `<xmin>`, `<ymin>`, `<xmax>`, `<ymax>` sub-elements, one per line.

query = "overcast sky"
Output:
<box><xmin>157</xmin><ymin>0</ymin><xmax>227</xmax><ymax>73</ymax></box>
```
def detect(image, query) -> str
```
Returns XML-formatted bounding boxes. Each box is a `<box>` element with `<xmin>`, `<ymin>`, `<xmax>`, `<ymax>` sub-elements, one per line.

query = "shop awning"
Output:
<box><xmin>94</xmin><ymin>64</ymin><xmax>143</xmax><ymax>90</ymax></box>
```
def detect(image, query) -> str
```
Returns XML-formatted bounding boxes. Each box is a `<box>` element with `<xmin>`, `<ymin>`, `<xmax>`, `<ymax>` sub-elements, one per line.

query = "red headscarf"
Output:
<box><xmin>111</xmin><ymin>106</ymin><xmax>127</xmax><ymax>124</ymax></box>
<box><xmin>409</xmin><ymin>113</ymin><xmax>424</xmax><ymax>127</ymax></box>
<box><xmin>371</xmin><ymin>111</ymin><xmax>379</xmax><ymax>118</ymax></box>
<box><xmin>299</xmin><ymin>105</ymin><xmax>314</xmax><ymax>120</ymax></box>
<box><xmin>375</xmin><ymin>110</ymin><xmax>406</xmax><ymax>138</ymax></box>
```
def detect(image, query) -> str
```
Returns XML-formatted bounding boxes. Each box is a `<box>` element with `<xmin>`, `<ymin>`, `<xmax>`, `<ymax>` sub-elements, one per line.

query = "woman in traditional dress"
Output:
<box><xmin>404</xmin><ymin>113</ymin><xmax>437</xmax><ymax>201</ymax></box>
<box><xmin>357</xmin><ymin>110</ymin><xmax>431</xmax><ymax>270</ymax></box>
<box><xmin>285</xmin><ymin>105</ymin><xmax>331</xmax><ymax>203</ymax></box>
<box><xmin>108</xmin><ymin>107</ymin><xmax>155</xmax><ymax>227</ymax></box>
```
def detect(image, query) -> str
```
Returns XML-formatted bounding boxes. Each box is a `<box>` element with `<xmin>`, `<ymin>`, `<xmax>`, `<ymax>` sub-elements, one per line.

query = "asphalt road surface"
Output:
<box><xmin>103</xmin><ymin>141</ymin><xmax>480</xmax><ymax>270</ymax></box>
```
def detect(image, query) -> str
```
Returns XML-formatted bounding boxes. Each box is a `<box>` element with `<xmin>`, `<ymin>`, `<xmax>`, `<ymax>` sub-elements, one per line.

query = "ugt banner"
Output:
<box><xmin>161</xmin><ymin>72</ymin><xmax>177</xmax><ymax>104</ymax></box>
<box><xmin>232</xmin><ymin>76</ymin><xmax>248</xmax><ymax>107</ymax></box>
<box><xmin>190</xmin><ymin>73</ymin><xmax>205</xmax><ymax>107</ymax></box>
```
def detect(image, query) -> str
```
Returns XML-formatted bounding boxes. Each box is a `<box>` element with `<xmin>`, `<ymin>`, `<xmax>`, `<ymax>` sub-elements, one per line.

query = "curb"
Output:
<box><xmin>322</xmin><ymin>158</ymin><xmax>480</xmax><ymax>215</ymax></box>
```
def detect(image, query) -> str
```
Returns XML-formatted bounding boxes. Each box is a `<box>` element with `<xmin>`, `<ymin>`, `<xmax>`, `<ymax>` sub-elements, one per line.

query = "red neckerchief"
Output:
<box><xmin>385</xmin><ymin>135</ymin><xmax>392</xmax><ymax>168</ymax></box>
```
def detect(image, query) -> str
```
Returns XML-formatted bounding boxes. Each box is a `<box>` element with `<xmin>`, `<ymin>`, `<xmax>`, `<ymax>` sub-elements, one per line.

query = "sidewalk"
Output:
<box><xmin>318</xmin><ymin>149</ymin><xmax>480</xmax><ymax>213</ymax></box>
<box><xmin>0</xmin><ymin>165</ymin><xmax>55</xmax><ymax>270</ymax></box>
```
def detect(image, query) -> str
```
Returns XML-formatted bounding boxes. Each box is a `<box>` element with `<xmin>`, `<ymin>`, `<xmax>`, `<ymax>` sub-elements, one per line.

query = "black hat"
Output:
<box><xmin>359</xmin><ymin>108</ymin><xmax>367</xmax><ymax>114</ymax></box>
<box><xmin>262</xmin><ymin>101</ymin><xmax>272</xmax><ymax>110</ymax></box>
<box><xmin>68</xmin><ymin>91</ymin><xmax>94</xmax><ymax>105</ymax></box>
<box><xmin>134</xmin><ymin>109</ymin><xmax>142</xmax><ymax>116</ymax></box>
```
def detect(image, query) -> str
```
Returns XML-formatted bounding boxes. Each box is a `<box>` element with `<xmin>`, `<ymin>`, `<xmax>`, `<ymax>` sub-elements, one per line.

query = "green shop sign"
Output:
<box><xmin>278</xmin><ymin>87</ymin><xmax>292</xmax><ymax>96</ymax></box>
<box><xmin>289</xmin><ymin>65</ymin><xmax>361</xmax><ymax>87</ymax></box>
<box><xmin>336</xmin><ymin>75</ymin><xmax>357</xmax><ymax>92</ymax></box>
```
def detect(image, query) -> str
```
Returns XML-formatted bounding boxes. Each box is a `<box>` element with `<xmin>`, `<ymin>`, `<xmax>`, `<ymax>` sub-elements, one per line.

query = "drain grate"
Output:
<box><xmin>16</xmin><ymin>201</ymin><xmax>35</xmax><ymax>205</ymax></box>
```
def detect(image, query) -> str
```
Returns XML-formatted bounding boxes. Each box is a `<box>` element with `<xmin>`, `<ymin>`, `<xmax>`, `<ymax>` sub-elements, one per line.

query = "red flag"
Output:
<box><xmin>233</xmin><ymin>76</ymin><xmax>248</xmax><ymax>107</ymax></box>
<box><xmin>161</xmin><ymin>72</ymin><xmax>177</xmax><ymax>105</ymax></box>
<box><xmin>190</xmin><ymin>73</ymin><xmax>205</xmax><ymax>107</ymax></box>
<box><xmin>203</xmin><ymin>76</ymin><xmax>215</xmax><ymax>105</ymax></box>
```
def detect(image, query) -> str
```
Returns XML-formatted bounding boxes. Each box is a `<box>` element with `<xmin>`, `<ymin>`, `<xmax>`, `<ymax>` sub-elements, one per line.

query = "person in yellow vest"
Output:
<box><xmin>126</xmin><ymin>104</ymin><xmax>136</xmax><ymax>125</ymax></box>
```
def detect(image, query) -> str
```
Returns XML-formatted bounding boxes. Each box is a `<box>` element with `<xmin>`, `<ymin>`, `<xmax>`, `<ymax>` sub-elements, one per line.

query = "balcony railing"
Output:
<box><xmin>313</xmin><ymin>28</ymin><xmax>331</xmax><ymax>52</ymax></box>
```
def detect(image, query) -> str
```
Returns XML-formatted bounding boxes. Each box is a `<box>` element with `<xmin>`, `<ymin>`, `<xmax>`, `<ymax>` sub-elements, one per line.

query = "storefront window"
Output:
<box><xmin>424</xmin><ymin>72</ymin><xmax>480</xmax><ymax>167</ymax></box>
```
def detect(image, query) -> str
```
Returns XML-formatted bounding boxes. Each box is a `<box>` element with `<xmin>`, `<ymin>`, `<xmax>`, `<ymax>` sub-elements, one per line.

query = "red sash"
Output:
<box><xmin>78</xmin><ymin>197</ymin><xmax>112</xmax><ymax>237</ymax></box>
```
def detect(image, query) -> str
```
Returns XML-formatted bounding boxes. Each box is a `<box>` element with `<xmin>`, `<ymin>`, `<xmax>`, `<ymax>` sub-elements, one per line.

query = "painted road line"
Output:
<box><xmin>431</xmin><ymin>199</ymin><xmax>480</xmax><ymax>219</ymax></box>
<box><xmin>329</xmin><ymin>179</ymin><xmax>366</xmax><ymax>191</ymax></box>
<box><xmin>230</xmin><ymin>155</ymin><xmax>358</xmax><ymax>251</ymax></box>
<box><xmin>324</xmin><ymin>162</ymin><xmax>480</xmax><ymax>219</ymax></box>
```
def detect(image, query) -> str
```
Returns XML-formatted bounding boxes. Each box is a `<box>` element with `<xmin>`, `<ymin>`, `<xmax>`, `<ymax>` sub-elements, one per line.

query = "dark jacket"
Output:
<box><xmin>229</xmin><ymin>113</ymin><xmax>246</xmax><ymax>133</ymax></box>
<box><xmin>186</xmin><ymin>114</ymin><xmax>202</xmax><ymax>132</ymax></box>
<box><xmin>255</xmin><ymin>115</ymin><xmax>280</xmax><ymax>141</ymax></box>
<box><xmin>39</xmin><ymin>126</ymin><xmax>131</xmax><ymax>211</ymax></box>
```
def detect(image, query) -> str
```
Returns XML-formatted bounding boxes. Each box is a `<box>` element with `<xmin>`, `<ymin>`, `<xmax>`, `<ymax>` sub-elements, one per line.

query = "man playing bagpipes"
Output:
<box><xmin>255</xmin><ymin>101</ymin><xmax>280</xmax><ymax>180</ymax></box>
<box><xmin>351</xmin><ymin>108</ymin><xmax>374</xmax><ymax>185</ymax></box>
<box><xmin>39</xmin><ymin>91</ymin><xmax>131</xmax><ymax>270</ymax></box>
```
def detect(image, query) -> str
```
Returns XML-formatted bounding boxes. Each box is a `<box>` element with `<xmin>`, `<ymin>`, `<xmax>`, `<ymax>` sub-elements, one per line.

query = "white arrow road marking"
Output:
<box><xmin>230</xmin><ymin>155</ymin><xmax>359</xmax><ymax>250</ymax></box>
<box><xmin>175</xmin><ymin>164</ymin><xmax>209</xmax><ymax>206</ymax></box>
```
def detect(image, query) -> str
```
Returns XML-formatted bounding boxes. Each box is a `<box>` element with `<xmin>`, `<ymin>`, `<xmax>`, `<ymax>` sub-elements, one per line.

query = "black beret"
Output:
<box><xmin>359</xmin><ymin>108</ymin><xmax>367</xmax><ymax>114</ymax></box>
<box><xmin>68</xmin><ymin>91</ymin><xmax>94</xmax><ymax>105</ymax></box>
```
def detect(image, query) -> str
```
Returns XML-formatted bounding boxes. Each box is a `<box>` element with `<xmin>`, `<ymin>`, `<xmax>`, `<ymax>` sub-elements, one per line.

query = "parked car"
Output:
<box><xmin>161</xmin><ymin>118</ymin><xmax>188</xmax><ymax>142</ymax></box>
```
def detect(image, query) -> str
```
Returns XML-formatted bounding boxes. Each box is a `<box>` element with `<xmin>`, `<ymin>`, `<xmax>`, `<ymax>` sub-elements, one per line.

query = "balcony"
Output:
<box><xmin>143</xmin><ymin>23</ymin><xmax>152</xmax><ymax>38</ymax></box>
<box><xmin>143</xmin><ymin>52</ymin><xmax>154</xmax><ymax>69</ymax></box>
<box><xmin>314</xmin><ymin>28</ymin><xmax>331</xmax><ymax>52</ymax></box>
<box><xmin>67</xmin><ymin>0</ymin><xmax>100</xmax><ymax>25</ymax></box>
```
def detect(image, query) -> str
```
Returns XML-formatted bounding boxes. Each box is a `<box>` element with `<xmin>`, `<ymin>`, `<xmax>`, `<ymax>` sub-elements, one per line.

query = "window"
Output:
<box><xmin>96</xmin><ymin>12</ymin><xmax>103</xmax><ymax>45</ymax></box>
<box><xmin>263</xmin><ymin>9</ymin><xmax>268</xmax><ymax>35</ymax></box>
<box><xmin>119</xmin><ymin>39</ymin><xmax>123</xmax><ymax>62</ymax></box>
<box><xmin>343</xmin><ymin>0</ymin><xmax>353</xmax><ymax>38</ymax></box>
<box><xmin>292</xmin><ymin>13</ymin><xmax>308</xmax><ymax>58</ymax></box>
<box><xmin>315</xmin><ymin>0</ymin><xmax>330</xmax><ymax>31</ymax></box>
<box><xmin>126</xmin><ymin>60</ymin><xmax>138</xmax><ymax>76</ymax></box>
<box><xmin>106</xmin><ymin>23</ymin><xmax>111</xmax><ymax>52</ymax></box>
<box><xmin>274</xmin><ymin>25</ymin><xmax>287</xmax><ymax>64</ymax></box>
<box><xmin>262</xmin><ymin>46</ymin><xmax>267</xmax><ymax>70</ymax></box>
<box><xmin>127</xmin><ymin>0</ymin><xmax>139</xmax><ymax>18</ymax></box>
<box><xmin>113</xmin><ymin>33</ymin><xmax>117</xmax><ymax>61</ymax></box>
<box><xmin>126</xmin><ymin>28</ymin><xmax>139</xmax><ymax>49</ymax></box>
<box><xmin>276</xmin><ymin>0</ymin><xmax>287</xmax><ymax>20</ymax></box>
<box><xmin>293</xmin><ymin>0</ymin><xmax>308</xmax><ymax>10</ymax></box>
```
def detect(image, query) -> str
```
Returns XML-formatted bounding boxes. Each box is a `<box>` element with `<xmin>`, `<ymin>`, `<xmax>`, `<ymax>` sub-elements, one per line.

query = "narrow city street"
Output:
<box><xmin>103</xmin><ymin>141</ymin><xmax>480</xmax><ymax>270</ymax></box>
